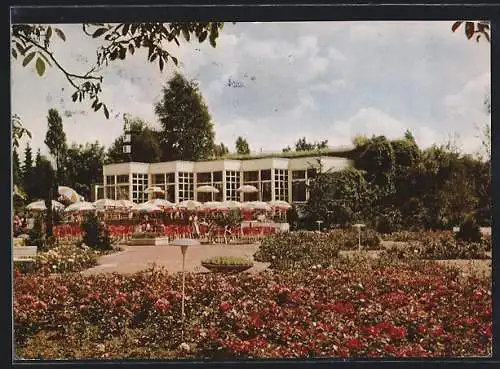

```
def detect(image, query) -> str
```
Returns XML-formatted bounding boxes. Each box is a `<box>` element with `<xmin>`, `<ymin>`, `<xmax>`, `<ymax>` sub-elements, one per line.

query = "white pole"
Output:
<box><xmin>181</xmin><ymin>245</ymin><xmax>187</xmax><ymax>341</ymax></box>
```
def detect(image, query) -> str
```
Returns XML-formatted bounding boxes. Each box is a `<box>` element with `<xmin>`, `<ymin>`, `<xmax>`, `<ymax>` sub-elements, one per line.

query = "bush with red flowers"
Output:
<box><xmin>13</xmin><ymin>257</ymin><xmax>491</xmax><ymax>360</ymax></box>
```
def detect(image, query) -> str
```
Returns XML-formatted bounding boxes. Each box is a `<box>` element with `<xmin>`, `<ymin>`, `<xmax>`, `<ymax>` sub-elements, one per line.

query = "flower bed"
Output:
<box><xmin>14</xmin><ymin>258</ymin><xmax>491</xmax><ymax>359</ymax></box>
<box><xmin>201</xmin><ymin>256</ymin><xmax>253</xmax><ymax>273</ymax></box>
<box><xmin>14</xmin><ymin>244</ymin><xmax>99</xmax><ymax>275</ymax></box>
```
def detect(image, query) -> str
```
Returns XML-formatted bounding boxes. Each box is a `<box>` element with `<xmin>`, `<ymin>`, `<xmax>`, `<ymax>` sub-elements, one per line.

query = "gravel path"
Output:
<box><xmin>82</xmin><ymin>243</ymin><xmax>269</xmax><ymax>275</ymax></box>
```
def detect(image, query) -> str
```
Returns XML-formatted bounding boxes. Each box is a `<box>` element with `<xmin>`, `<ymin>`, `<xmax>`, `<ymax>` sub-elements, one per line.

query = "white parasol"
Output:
<box><xmin>58</xmin><ymin>186</ymin><xmax>84</xmax><ymax>203</ymax></box>
<box><xmin>115</xmin><ymin>199</ymin><xmax>136</xmax><ymax>209</ymax></box>
<box><xmin>242</xmin><ymin>201</ymin><xmax>272</xmax><ymax>211</ymax></box>
<box><xmin>237</xmin><ymin>184</ymin><xmax>259</xmax><ymax>193</ymax></box>
<box><xmin>268</xmin><ymin>200</ymin><xmax>292</xmax><ymax>210</ymax></box>
<box><xmin>65</xmin><ymin>201</ymin><xmax>96</xmax><ymax>212</ymax></box>
<box><xmin>26</xmin><ymin>200</ymin><xmax>65</xmax><ymax>211</ymax></box>
<box><xmin>177</xmin><ymin>200</ymin><xmax>202</xmax><ymax>210</ymax></box>
<box><xmin>144</xmin><ymin>186</ymin><xmax>165</xmax><ymax>194</ymax></box>
<box><xmin>93</xmin><ymin>198</ymin><xmax>117</xmax><ymax>210</ymax></box>
<box><xmin>144</xmin><ymin>198</ymin><xmax>176</xmax><ymax>209</ymax></box>
<box><xmin>196</xmin><ymin>185</ymin><xmax>220</xmax><ymax>193</ymax></box>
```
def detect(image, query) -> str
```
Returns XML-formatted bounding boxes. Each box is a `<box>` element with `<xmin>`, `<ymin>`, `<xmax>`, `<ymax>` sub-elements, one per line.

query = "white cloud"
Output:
<box><xmin>11</xmin><ymin>21</ymin><xmax>490</xmax><ymax>159</ymax></box>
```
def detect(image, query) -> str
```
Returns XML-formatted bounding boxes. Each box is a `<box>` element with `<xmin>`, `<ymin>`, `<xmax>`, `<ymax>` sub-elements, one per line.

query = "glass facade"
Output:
<box><xmin>274</xmin><ymin>169</ymin><xmax>289</xmax><ymax>201</ymax></box>
<box><xmin>225</xmin><ymin>170</ymin><xmax>241</xmax><ymax>201</ymax></box>
<box><xmin>151</xmin><ymin>172</ymin><xmax>176</xmax><ymax>202</ymax></box>
<box><xmin>103</xmin><ymin>158</ymin><xmax>333</xmax><ymax>204</ymax></box>
<box><xmin>178</xmin><ymin>172</ymin><xmax>194</xmax><ymax>201</ymax></box>
<box><xmin>132</xmin><ymin>173</ymin><xmax>149</xmax><ymax>203</ymax></box>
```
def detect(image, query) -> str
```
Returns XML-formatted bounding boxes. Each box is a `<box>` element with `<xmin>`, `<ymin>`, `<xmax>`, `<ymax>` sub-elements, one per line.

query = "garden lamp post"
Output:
<box><xmin>316</xmin><ymin>220</ymin><xmax>323</xmax><ymax>232</ymax></box>
<box><xmin>170</xmin><ymin>238</ymin><xmax>202</xmax><ymax>342</ymax></box>
<box><xmin>352</xmin><ymin>223</ymin><xmax>366</xmax><ymax>251</ymax></box>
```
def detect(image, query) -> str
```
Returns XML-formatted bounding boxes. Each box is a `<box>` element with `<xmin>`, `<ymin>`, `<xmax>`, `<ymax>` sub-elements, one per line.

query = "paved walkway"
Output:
<box><xmin>82</xmin><ymin>243</ymin><xmax>270</xmax><ymax>275</ymax></box>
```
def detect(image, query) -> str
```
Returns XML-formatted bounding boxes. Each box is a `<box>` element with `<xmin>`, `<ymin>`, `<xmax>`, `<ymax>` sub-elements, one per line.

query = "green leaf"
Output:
<box><xmin>72</xmin><ymin>92</ymin><xmax>78</xmax><ymax>102</ymax></box>
<box><xmin>103</xmin><ymin>105</ymin><xmax>109</xmax><ymax>119</ymax></box>
<box><xmin>122</xmin><ymin>23</ymin><xmax>130</xmax><ymax>36</ymax></box>
<box><xmin>128</xmin><ymin>44</ymin><xmax>135</xmax><ymax>55</ymax></box>
<box><xmin>451</xmin><ymin>21</ymin><xmax>462</xmax><ymax>33</ymax></box>
<box><xmin>38</xmin><ymin>52</ymin><xmax>52</xmax><ymax>67</ymax></box>
<box><xmin>96</xmin><ymin>102</ymin><xmax>102</xmax><ymax>111</ymax></box>
<box><xmin>12</xmin><ymin>48</ymin><xmax>17</xmax><ymax>59</ymax></box>
<box><xmin>182</xmin><ymin>28</ymin><xmax>190</xmax><ymax>42</ymax></box>
<box><xmin>465</xmin><ymin>22</ymin><xmax>474</xmax><ymax>39</ymax></box>
<box><xmin>92</xmin><ymin>27</ymin><xmax>108</xmax><ymax>38</ymax></box>
<box><xmin>159</xmin><ymin>57</ymin><xmax>164</xmax><ymax>71</ymax></box>
<box><xmin>55</xmin><ymin>28</ymin><xmax>66</xmax><ymax>41</ymax></box>
<box><xmin>119</xmin><ymin>47</ymin><xmax>126</xmax><ymax>60</ymax></box>
<box><xmin>171</xmin><ymin>56</ymin><xmax>178</xmax><ymax>66</ymax></box>
<box><xmin>198</xmin><ymin>31</ymin><xmax>208</xmax><ymax>43</ymax></box>
<box><xmin>35</xmin><ymin>57</ymin><xmax>45</xmax><ymax>76</ymax></box>
<box><xmin>150</xmin><ymin>53</ymin><xmax>158</xmax><ymax>62</ymax></box>
<box><xmin>22</xmin><ymin>52</ymin><xmax>36</xmax><ymax>67</ymax></box>
<box><xmin>46</xmin><ymin>26</ymin><xmax>52</xmax><ymax>40</ymax></box>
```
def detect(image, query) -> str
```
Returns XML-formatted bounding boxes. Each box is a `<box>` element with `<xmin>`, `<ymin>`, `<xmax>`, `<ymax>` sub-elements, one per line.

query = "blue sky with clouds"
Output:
<box><xmin>11</xmin><ymin>21</ymin><xmax>490</xmax><ymax>158</ymax></box>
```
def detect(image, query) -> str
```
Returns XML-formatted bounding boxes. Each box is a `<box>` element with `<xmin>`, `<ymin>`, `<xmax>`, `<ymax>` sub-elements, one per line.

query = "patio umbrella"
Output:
<box><xmin>58</xmin><ymin>186</ymin><xmax>84</xmax><ymax>203</ymax></box>
<box><xmin>201</xmin><ymin>201</ymin><xmax>225</xmax><ymax>211</ymax></box>
<box><xmin>221</xmin><ymin>200</ymin><xmax>242</xmax><ymax>209</ymax></box>
<box><xmin>237</xmin><ymin>184</ymin><xmax>258</xmax><ymax>193</ymax></box>
<box><xmin>26</xmin><ymin>200</ymin><xmax>65</xmax><ymax>211</ymax></box>
<box><xmin>177</xmin><ymin>200</ymin><xmax>202</xmax><ymax>211</ymax></box>
<box><xmin>268</xmin><ymin>200</ymin><xmax>292</xmax><ymax>210</ymax></box>
<box><xmin>137</xmin><ymin>204</ymin><xmax>163</xmax><ymax>213</ymax></box>
<box><xmin>93</xmin><ymin>198</ymin><xmax>117</xmax><ymax>210</ymax></box>
<box><xmin>65</xmin><ymin>201</ymin><xmax>96</xmax><ymax>212</ymax></box>
<box><xmin>196</xmin><ymin>185</ymin><xmax>220</xmax><ymax>193</ymax></box>
<box><xmin>144</xmin><ymin>198</ymin><xmax>176</xmax><ymax>208</ymax></box>
<box><xmin>144</xmin><ymin>186</ymin><xmax>165</xmax><ymax>194</ymax></box>
<box><xmin>115</xmin><ymin>199</ymin><xmax>136</xmax><ymax>209</ymax></box>
<box><xmin>242</xmin><ymin>201</ymin><xmax>271</xmax><ymax>211</ymax></box>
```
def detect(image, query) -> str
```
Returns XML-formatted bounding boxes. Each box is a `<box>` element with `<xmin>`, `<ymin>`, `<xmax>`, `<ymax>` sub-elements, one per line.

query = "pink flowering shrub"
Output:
<box><xmin>13</xmin><ymin>258</ymin><xmax>491</xmax><ymax>360</ymax></box>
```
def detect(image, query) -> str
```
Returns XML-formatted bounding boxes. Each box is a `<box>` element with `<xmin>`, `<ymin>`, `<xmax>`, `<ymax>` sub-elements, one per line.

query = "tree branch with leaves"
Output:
<box><xmin>11</xmin><ymin>22</ymin><xmax>224</xmax><ymax>118</ymax></box>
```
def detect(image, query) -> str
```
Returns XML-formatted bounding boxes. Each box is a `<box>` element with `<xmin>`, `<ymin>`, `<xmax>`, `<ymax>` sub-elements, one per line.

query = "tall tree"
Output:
<box><xmin>213</xmin><ymin>142</ymin><xmax>229</xmax><ymax>158</ymax></box>
<box><xmin>12</xmin><ymin>114</ymin><xmax>31</xmax><ymax>148</ymax></box>
<box><xmin>32</xmin><ymin>155</ymin><xmax>56</xmax><ymax>239</ymax></box>
<box><xmin>295</xmin><ymin>137</ymin><xmax>329</xmax><ymax>151</ymax></box>
<box><xmin>155</xmin><ymin>73</ymin><xmax>216</xmax><ymax>161</ymax></box>
<box><xmin>22</xmin><ymin>143</ymin><xmax>34</xmax><ymax>199</ymax></box>
<box><xmin>106</xmin><ymin>117</ymin><xmax>162</xmax><ymax>163</ymax></box>
<box><xmin>45</xmin><ymin>108</ymin><xmax>67</xmax><ymax>181</ymax></box>
<box><xmin>12</xmin><ymin>23</ymin><xmax>224</xmax><ymax>118</ymax></box>
<box><xmin>13</xmin><ymin>148</ymin><xmax>22</xmax><ymax>187</ymax></box>
<box><xmin>235</xmin><ymin>136</ymin><xmax>250</xmax><ymax>155</ymax></box>
<box><xmin>66</xmin><ymin>142</ymin><xmax>106</xmax><ymax>200</ymax></box>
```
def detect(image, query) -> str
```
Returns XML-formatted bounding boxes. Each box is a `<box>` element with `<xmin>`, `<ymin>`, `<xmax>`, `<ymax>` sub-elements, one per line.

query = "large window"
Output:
<box><xmin>243</xmin><ymin>170</ymin><xmax>259</xmax><ymax>201</ymax></box>
<box><xmin>225</xmin><ymin>170</ymin><xmax>240</xmax><ymax>201</ymax></box>
<box><xmin>132</xmin><ymin>173</ymin><xmax>149</xmax><ymax>203</ymax></box>
<box><xmin>260</xmin><ymin>169</ymin><xmax>272</xmax><ymax>202</ymax></box>
<box><xmin>151</xmin><ymin>172</ymin><xmax>176</xmax><ymax>201</ymax></box>
<box><xmin>292</xmin><ymin>169</ymin><xmax>313</xmax><ymax>203</ymax></box>
<box><xmin>274</xmin><ymin>169</ymin><xmax>289</xmax><ymax>201</ymax></box>
<box><xmin>196</xmin><ymin>172</ymin><xmax>222</xmax><ymax>202</ymax></box>
<box><xmin>178</xmin><ymin>172</ymin><xmax>194</xmax><ymax>202</ymax></box>
<box><xmin>105</xmin><ymin>174</ymin><xmax>128</xmax><ymax>200</ymax></box>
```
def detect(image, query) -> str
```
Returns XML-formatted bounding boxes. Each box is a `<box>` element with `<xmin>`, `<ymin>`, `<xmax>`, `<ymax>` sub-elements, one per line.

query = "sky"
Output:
<box><xmin>11</xmin><ymin>21</ymin><xmax>491</xmax><ymax>159</ymax></box>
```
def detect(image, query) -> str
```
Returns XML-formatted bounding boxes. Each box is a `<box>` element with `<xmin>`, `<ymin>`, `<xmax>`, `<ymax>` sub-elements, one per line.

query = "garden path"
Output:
<box><xmin>82</xmin><ymin>243</ymin><xmax>270</xmax><ymax>275</ymax></box>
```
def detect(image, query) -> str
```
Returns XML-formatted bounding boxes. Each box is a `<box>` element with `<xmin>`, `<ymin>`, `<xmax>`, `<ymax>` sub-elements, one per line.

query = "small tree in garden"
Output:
<box><xmin>81</xmin><ymin>213</ymin><xmax>112</xmax><ymax>251</ymax></box>
<box><xmin>456</xmin><ymin>216</ymin><xmax>482</xmax><ymax>243</ymax></box>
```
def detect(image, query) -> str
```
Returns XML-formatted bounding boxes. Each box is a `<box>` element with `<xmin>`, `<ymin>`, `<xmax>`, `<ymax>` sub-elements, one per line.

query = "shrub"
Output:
<box><xmin>328</xmin><ymin>229</ymin><xmax>382</xmax><ymax>250</ymax></box>
<box><xmin>28</xmin><ymin>216</ymin><xmax>46</xmax><ymax>250</ymax></box>
<box><xmin>81</xmin><ymin>213</ymin><xmax>112</xmax><ymax>251</ymax></box>
<box><xmin>14</xmin><ymin>244</ymin><xmax>98</xmax><ymax>275</ymax></box>
<box><xmin>376</xmin><ymin>215</ymin><xmax>395</xmax><ymax>235</ymax></box>
<box><xmin>202</xmin><ymin>256</ymin><xmax>253</xmax><ymax>266</ymax></box>
<box><xmin>254</xmin><ymin>231</ymin><xmax>340</xmax><ymax>270</ymax></box>
<box><xmin>456</xmin><ymin>217</ymin><xmax>482</xmax><ymax>243</ymax></box>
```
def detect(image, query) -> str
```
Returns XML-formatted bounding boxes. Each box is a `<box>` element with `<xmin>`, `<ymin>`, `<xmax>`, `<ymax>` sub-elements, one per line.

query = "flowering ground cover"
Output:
<box><xmin>14</xmin><ymin>256</ymin><xmax>491</xmax><ymax>360</ymax></box>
